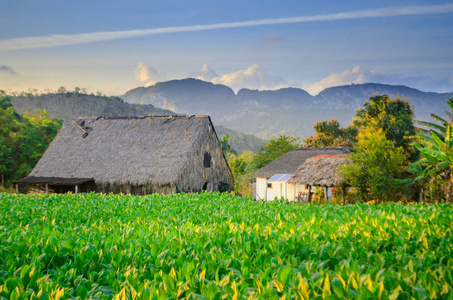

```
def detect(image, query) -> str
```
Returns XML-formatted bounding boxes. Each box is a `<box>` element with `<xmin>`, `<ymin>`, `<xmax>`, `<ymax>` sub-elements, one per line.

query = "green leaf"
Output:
<box><xmin>431</xmin><ymin>131</ymin><xmax>445</xmax><ymax>148</ymax></box>
<box><xmin>412</xmin><ymin>286</ymin><xmax>430</xmax><ymax>300</ymax></box>
<box><xmin>277</xmin><ymin>265</ymin><xmax>292</xmax><ymax>287</ymax></box>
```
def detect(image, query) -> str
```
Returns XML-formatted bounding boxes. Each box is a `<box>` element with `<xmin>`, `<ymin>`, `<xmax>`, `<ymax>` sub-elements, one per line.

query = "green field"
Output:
<box><xmin>0</xmin><ymin>193</ymin><xmax>452</xmax><ymax>299</ymax></box>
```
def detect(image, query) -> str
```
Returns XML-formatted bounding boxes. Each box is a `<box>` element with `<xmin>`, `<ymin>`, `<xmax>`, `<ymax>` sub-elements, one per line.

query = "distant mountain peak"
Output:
<box><xmin>121</xmin><ymin>79</ymin><xmax>452</xmax><ymax>139</ymax></box>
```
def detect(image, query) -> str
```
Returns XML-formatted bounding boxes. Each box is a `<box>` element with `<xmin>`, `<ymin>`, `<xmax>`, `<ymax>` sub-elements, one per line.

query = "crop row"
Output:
<box><xmin>0</xmin><ymin>192</ymin><xmax>452</xmax><ymax>299</ymax></box>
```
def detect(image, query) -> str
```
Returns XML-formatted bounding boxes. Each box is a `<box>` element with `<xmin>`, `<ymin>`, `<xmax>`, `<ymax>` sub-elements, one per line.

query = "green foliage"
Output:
<box><xmin>411</xmin><ymin>98</ymin><xmax>453</xmax><ymax>202</ymax></box>
<box><xmin>0</xmin><ymin>192</ymin><xmax>452</xmax><ymax>298</ymax></box>
<box><xmin>339</xmin><ymin>125</ymin><xmax>407</xmax><ymax>203</ymax></box>
<box><xmin>354</xmin><ymin>95</ymin><xmax>417</xmax><ymax>162</ymax></box>
<box><xmin>215</xmin><ymin>125</ymin><xmax>267</xmax><ymax>153</ymax></box>
<box><xmin>254</xmin><ymin>135</ymin><xmax>302</xmax><ymax>169</ymax></box>
<box><xmin>415</xmin><ymin>98</ymin><xmax>453</xmax><ymax>138</ymax></box>
<box><xmin>304</xmin><ymin>119</ymin><xmax>357</xmax><ymax>150</ymax></box>
<box><xmin>0</xmin><ymin>94</ymin><xmax>62</xmax><ymax>187</ymax></box>
<box><xmin>227</xmin><ymin>151</ymin><xmax>256</xmax><ymax>195</ymax></box>
<box><xmin>219</xmin><ymin>134</ymin><xmax>237</xmax><ymax>156</ymax></box>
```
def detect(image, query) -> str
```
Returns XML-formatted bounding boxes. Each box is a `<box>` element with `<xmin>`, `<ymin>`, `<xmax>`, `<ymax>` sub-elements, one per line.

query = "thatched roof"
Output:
<box><xmin>288</xmin><ymin>154</ymin><xmax>350</xmax><ymax>187</ymax></box>
<box><xmin>255</xmin><ymin>147</ymin><xmax>350</xmax><ymax>178</ymax></box>
<box><xmin>30</xmin><ymin>115</ymin><xmax>230</xmax><ymax>187</ymax></box>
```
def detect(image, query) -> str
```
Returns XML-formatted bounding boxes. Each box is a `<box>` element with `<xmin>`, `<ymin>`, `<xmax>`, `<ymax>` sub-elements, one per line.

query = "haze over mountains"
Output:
<box><xmin>122</xmin><ymin>79</ymin><xmax>453</xmax><ymax>139</ymax></box>
<box><xmin>7</xmin><ymin>78</ymin><xmax>452</xmax><ymax>145</ymax></box>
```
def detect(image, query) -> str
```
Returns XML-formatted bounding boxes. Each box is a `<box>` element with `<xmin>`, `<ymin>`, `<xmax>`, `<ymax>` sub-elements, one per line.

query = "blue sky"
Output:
<box><xmin>1</xmin><ymin>0</ymin><xmax>453</xmax><ymax>95</ymax></box>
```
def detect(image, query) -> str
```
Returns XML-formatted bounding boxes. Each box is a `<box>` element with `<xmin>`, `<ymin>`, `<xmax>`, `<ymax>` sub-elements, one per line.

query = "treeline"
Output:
<box><xmin>225</xmin><ymin>94</ymin><xmax>452</xmax><ymax>203</ymax></box>
<box><xmin>0</xmin><ymin>92</ymin><xmax>62</xmax><ymax>188</ymax></box>
<box><xmin>6</xmin><ymin>86</ymin><xmax>106</xmax><ymax>97</ymax></box>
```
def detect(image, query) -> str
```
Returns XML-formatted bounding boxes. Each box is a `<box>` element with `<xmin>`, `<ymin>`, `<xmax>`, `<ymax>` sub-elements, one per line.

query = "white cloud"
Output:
<box><xmin>306</xmin><ymin>66</ymin><xmax>369</xmax><ymax>94</ymax></box>
<box><xmin>188</xmin><ymin>64</ymin><xmax>219</xmax><ymax>81</ymax></box>
<box><xmin>306</xmin><ymin>66</ymin><xmax>453</xmax><ymax>94</ymax></box>
<box><xmin>134</xmin><ymin>63</ymin><xmax>164</xmax><ymax>86</ymax></box>
<box><xmin>1</xmin><ymin>4</ymin><xmax>453</xmax><ymax>50</ymax></box>
<box><xmin>211</xmin><ymin>64</ymin><xmax>286</xmax><ymax>91</ymax></box>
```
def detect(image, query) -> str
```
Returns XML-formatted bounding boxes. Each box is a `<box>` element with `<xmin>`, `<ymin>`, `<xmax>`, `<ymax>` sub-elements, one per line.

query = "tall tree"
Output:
<box><xmin>353</xmin><ymin>95</ymin><xmax>416</xmax><ymax>162</ymax></box>
<box><xmin>339</xmin><ymin>124</ymin><xmax>406</xmax><ymax>203</ymax></box>
<box><xmin>254</xmin><ymin>135</ymin><xmax>302</xmax><ymax>169</ymax></box>
<box><xmin>304</xmin><ymin>119</ymin><xmax>357</xmax><ymax>150</ymax></box>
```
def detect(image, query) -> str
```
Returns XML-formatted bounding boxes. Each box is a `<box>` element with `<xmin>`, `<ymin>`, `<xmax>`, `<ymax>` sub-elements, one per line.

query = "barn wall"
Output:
<box><xmin>176</xmin><ymin>120</ymin><xmax>234</xmax><ymax>192</ymax></box>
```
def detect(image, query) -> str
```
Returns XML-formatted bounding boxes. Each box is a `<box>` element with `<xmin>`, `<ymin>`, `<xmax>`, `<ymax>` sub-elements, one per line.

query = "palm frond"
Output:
<box><xmin>432</xmin><ymin>131</ymin><xmax>445</xmax><ymax>148</ymax></box>
<box><xmin>444</xmin><ymin>110</ymin><xmax>453</xmax><ymax>122</ymax></box>
<box><xmin>414</xmin><ymin>120</ymin><xmax>446</xmax><ymax>135</ymax></box>
<box><xmin>430</xmin><ymin>114</ymin><xmax>449</xmax><ymax>125</ymax></box>
<box><xmin>447</xmin><ymin>98</ymin><xmax>453</xmax><ymax>111</ymax></box>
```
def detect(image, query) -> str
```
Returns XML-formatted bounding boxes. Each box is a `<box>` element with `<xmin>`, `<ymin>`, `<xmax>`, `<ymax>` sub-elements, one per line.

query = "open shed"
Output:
<box><xmin>288</xmin><ymin>154</ymin><xmax>349</xmax><ymax>203</ymax></box>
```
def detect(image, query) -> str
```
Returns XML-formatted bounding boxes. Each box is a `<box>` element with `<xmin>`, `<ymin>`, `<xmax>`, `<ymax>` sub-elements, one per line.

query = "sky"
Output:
<box><xmin>1</xmin><ymin>0</ymin><xmax>453</xmax><ymax>95</ymax></box>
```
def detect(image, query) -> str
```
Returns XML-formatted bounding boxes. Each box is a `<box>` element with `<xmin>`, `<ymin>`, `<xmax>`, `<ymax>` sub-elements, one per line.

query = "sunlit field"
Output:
<box><xmin>1</xmin><ymin>192</ymin><xmax>452</xmax><ymax>299</ymax></box>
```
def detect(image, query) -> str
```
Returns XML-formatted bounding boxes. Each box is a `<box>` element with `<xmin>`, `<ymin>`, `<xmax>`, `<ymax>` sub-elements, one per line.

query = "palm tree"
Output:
<box><xmin>415</xmin><ymin>98</ymin><xmax>453</xmax><ymax>138</ymax></box>
<box><xmin>412</xmin><ymin>99</ymin><xmax>453</xmax><ymax>202</ymax></box>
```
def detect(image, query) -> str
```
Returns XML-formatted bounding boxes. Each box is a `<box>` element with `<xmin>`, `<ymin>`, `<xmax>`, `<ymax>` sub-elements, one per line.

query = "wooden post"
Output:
<box><xmin>45</xmin><ymin>184</ymin><xmax>48</xmax><ymax>195</ymax></box>
<box><xmin>307</xmin><ymin>185</ymin><xmax>312</xmax><ymax>203</ymax></box>
<box><xmin>342</xmin><ymin>186</ymin><xmax>347</xmax><ymax>205</ymax></box>
<box><xmin>16</xmin><ymin>184</ymin><xmax>19</xmax><ymax>193</ymax></box>
<box><xmin>324</xmin><ymin>186</ymin><xmax>329</xmax><ymax>203</ymax></box>
<box><xmin>75</xmin><ymin>185</ymin><xmax>79</xmax><ymax>194</ymax></box>
<box><xmin>293</xmin><ymin>184</ymin><xmax>296</xmax><ymax>202</ymax></box>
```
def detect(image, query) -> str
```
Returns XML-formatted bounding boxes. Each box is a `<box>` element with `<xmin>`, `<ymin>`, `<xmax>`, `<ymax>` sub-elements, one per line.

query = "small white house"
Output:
<box><xmin>254</xmin><ymin>147</ymin><xmax>350</xmax><ymax>201</ymax></box>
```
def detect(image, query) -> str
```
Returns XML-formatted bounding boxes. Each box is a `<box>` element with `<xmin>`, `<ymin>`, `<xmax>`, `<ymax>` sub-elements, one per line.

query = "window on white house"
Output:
<box><xmin>267</xmin><ymin>183</ymin><xmax>272</xmax><ymax>188</ymax></box>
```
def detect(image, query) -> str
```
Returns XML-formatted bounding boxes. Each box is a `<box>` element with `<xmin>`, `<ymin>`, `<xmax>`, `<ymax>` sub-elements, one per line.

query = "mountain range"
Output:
<box><xmin>122</xmin><ymin>79</ymin><xmax>453</xmax><ymax>139</ymax></box>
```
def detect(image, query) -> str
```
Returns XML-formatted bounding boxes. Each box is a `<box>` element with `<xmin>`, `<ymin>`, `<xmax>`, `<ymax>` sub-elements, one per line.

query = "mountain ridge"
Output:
<box><xmin>121</xmin><ymin>79</ymin><xmax>453</xmax><ymax>139</ymax></box>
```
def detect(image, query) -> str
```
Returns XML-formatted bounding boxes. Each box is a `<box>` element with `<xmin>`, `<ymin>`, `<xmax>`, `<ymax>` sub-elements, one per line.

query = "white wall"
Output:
<box><xmin>256</xmin><ymin>177</ymin><xmax>310</xmax><ymax>201</ymax></box>
<box><xmin>267</xmin><ymin>181</ymin><xmax>285</xmax><ymax>200</ymax></box>
<box><xmin>256</xmin><ymin>177</ymin><xmax>267</xmax><ymax>200</ymax></box>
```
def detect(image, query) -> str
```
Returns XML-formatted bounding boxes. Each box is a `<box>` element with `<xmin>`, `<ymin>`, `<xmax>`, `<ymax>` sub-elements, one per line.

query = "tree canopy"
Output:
<box><xmin>304</xmin><ymin>119</ymin><xmax>357</xmax><ymax>150</ymax></box>
<box><xmin>0</xmin><ymin>93</ymin><xmax>62</xmax><ymax>187</ymax></box>
<box><xmin>339</xmin><ymin>124</ymin><xmax>406</xmax><ymax>203</ymax></box>
<box><xmin>254</xmin><ymin>135</ymin><xmax>302</xmax><ymax>169</ymax></box>
<box><xmin>354</xmin><ymin>95</ymin><xmax>416</xmax><ymax>161</ymax></box>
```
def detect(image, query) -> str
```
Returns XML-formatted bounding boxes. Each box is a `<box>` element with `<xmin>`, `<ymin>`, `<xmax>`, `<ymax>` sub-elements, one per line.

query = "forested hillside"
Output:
<box><xmin>122</xmin><ymin>79</ymin><xmax>453</xmax><ymax>139</ymax></box>
<box><xmin>10</xmin><ymin>90</ymin><xmax>175</xmax><ymax>120</ymax></box>
<box><xmin>215</xmin><ymin>125</ymin><xmax>267</xmax><ymax>153</ymax></box>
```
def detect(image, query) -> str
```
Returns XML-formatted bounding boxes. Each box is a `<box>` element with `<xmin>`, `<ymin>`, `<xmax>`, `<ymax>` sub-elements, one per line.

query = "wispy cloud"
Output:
<box><xmin>1</xmin><ymin>4</ymin><xmax>453</xmax><ymax>51</ymax></box>
<box><xmin>0</xmin><ymin>65</ymin><xmax>19</xmax><ymax>75</ymax></box>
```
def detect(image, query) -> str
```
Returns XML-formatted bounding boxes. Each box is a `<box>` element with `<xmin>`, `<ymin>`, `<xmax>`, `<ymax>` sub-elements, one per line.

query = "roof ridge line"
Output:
<box><xmin>70</xmin><ymin>115</ymin><xmax>210</xmax><ymax>120</ymax></box>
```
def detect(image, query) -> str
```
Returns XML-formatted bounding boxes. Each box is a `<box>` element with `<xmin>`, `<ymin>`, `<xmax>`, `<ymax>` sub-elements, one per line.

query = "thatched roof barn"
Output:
<box><xmin>17</xmin><ymin>115</ymin><xmax>233</xmax><ymax>195</ymax></box>
<box><xmin>255</xmin><ymin>147</ymin><xmax>350</xmax><ymax>178</ymax></box>
<box><xmin>288</xmin><ymin>154</ymin><xmax>350</xmax><ymax>187</ymax></box>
